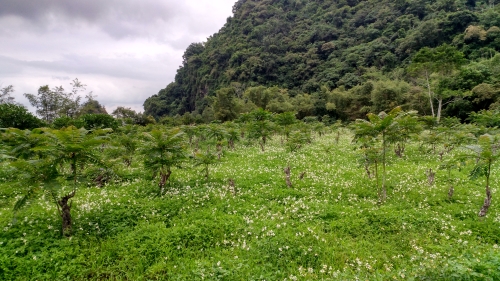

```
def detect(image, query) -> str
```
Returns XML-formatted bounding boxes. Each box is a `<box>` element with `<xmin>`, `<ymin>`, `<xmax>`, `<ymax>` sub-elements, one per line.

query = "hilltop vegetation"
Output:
<box><xmin>144</xmin><ymin>0</ymin><xmax>500</xmax><ymax>122</ymax></box>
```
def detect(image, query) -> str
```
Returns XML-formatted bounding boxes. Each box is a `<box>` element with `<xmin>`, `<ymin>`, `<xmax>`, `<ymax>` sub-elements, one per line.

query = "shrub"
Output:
<box><xmin>78</xmin><ymin>114</ymin><xmax>120</xmax><ymax>130</ymax></box>
<box><xmin>0</xmin><ymin>103</ymin><xmax>45</xmax><ymax>129</ymax></box>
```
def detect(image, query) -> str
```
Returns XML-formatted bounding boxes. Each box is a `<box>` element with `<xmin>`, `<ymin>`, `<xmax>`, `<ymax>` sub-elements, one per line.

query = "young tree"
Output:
<box><xmin>140</xmin><ymin>128</ymin><xmax>187</xmax><ymax>192</ymax></box>
<box><xmin>247</xmin><ymin>109</ymin><xmax>275</xmax><ymax>152</ymax></box>
<box><xmin>465</xmin><ymin>134</ymin><xmax>500</xmax><ymax>217</ymax></box>
<box><xmin>193</xmin><ymin>150</ymin><xmax>218</xmax><ymax>181</ymax></box>
<box><xmin>109</xmin><ymin>129</ymin><xmax>138</xmax><ymax>168</ymax></box>
<box><xmin>386</xmin><ymin>110</ymin><xmax>421</xmax><ymax>157</ymax></box>
<box><xmin>206</xmin><ymin>124</ymin><xmax>227</xmax><ymax>159</ymax></box>
<box><xmin>11</xmin><ymin>127</ymin><xmax>110</xmax><ymax>236</ymax></box>
<box><xmin>353</xmin><ymin>107</ymin><xmax>403</xmax><ymax>202</ymax></box>
<box><xmin>224</xmin><ymin>122</ymin><xmax>241</xmax><ymax>150</ymax></box>
<box><xmin>274</xmin><ymin>112</ymin><xmax>297</xmax><ymax>142</ymax></box>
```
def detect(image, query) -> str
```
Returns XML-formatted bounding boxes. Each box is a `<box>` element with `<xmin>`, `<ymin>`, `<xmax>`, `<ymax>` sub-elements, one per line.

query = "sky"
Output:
<box><xmin>0</xmin><ymin>0</ymin><xmax>236</xmax><ymax>113</ymax></box>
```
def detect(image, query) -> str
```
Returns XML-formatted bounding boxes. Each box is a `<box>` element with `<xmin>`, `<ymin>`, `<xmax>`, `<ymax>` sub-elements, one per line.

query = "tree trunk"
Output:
<box><xmin>425</xmin><ymin>71</ymin><xmax>435</xmax><ymax>118</ymax></box>
<box><xmin>159</xmin><ymin>169</ymin><xmax>172</xmax><ymax>190</ymax></box>
<box><xmin>381</xmin><ymin>133</ymin><xmax>387</xmax><ymax>202</ymax></box>
<box><xmin>228</xmin><ymin>178</ymin><xmax>236</xmax><ymax>196</ymax></box>
<box><xmin>394</xmin><ymin>143</ymin><xmax>404</xmax><ymax>158</ymax></box>
<box><xmin>448</xmin><ymin>185</ymin><xmax>454</xmax><ymax>200</ymax></box>
<box><xmin>364</xmin><ymin>154</ymin><xmax>372</xmax><ymax>179</ymax></box>
<box><xmin>478</xmin><ymin>186</ymin><xmax>492</xmax><ymax>217</ymax></box>
<box><xmin>58</xmin><ymin>190</ymin><xmax>76</xmax><ymax>237</ymax></box>
<box><xmin>479</xmin><ymin>166</ymin><xmax>492</xmax><ymax>217</ymax></box>
<box><xmin>375</xmin><ymin>161</ymin><xmax>379</xmax><ymax>198</ymax></box>
<box><xmin>217</xmin><ymin>143</ymin><xmax>222</xmax><ymax>160</ymax></box>
<box><xmin>284</xmin><ymin>166</ymin><xmax>292</xmax><ymax>188</ymax></box>
<box><xmin>436</xmin><ymin>98</ymin><xmax>443</xmax><ymax>123</ymax></box>
<box><xmin>426</xmin><ymin>168</ymin><xmax>435</xmax><ymax>186</ymax></box>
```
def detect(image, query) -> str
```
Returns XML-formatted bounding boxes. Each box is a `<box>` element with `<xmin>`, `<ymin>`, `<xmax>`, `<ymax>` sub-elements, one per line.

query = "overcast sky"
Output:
<box><xmin>0</xmin><ymin>0</ymin><xmax>236</xmax><ymax>113</ymax></box>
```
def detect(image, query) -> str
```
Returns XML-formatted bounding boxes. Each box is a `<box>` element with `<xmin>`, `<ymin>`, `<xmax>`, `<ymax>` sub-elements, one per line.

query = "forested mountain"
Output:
<box><xmin>144</xmin><ymin>0</ymin><xmax>500</xmax><ymax>121</ymax></box>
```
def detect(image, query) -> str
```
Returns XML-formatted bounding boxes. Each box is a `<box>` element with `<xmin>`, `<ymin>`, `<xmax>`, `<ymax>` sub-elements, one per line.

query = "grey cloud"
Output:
<box><xmin>0</xmin><ymin>0</ymin><xmax>184</xmax><ymax>39</ymax></box>
<box><xmin>0</xmin><ymin>54</ymin><xmax>173</xmax><ymax>81</ymax></box>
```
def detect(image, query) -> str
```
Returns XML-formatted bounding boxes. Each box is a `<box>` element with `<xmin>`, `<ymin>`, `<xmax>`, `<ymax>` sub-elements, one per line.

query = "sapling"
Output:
<box><xmin>247</xmin><ymin>109</ymin><xmax>275</xmax><ymax>152</ymax></box>
<box><xmin>194</xmin><ymin>151</ymin><xmax>218</xmax><ymax>181</ymax></box>
<box><xmin>439</xmin><ymin>159</ymin><xmax>464</xmax><ymax>200</ymax></box>
<box><xmin>140</xmin><ymin>128</ymin><xmax>187</xmax><ymax>192</ymax></box>
<box><xmin>11</xmin><ymin>126</ymin><xmax>109</xmax><ymax>236</ymax></box>
<box><xmin>206</xmin><ymin>124</ymin><xmax>227</xmax><ymax>159</ymax></box>
<box><xmin>465</xmin><ymin>134</ymin><xmax>500</xmax><ymax>217</ymax></box>
<box><xmin>353</xmin><ymin>107</ymin><xmax>402</xmax><ymax>202</ymax></box>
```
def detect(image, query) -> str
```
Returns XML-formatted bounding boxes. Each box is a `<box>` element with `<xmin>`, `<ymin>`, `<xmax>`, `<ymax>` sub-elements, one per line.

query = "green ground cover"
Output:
<box><xmin>1</xmin><ymin>131</ymin><xmax>499</xmax><ymax>280</ymax></box>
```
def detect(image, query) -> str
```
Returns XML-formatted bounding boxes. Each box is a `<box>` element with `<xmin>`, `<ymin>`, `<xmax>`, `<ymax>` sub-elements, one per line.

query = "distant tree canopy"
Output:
<box><xmin>24</xmin><ymin>79</ymin><xmax>109</xmax><ymax>123</ymax></box>
<box><xmin>0</xmin><ymin>103</ymin><xmax>45</xmax><ymax>130</ymax></box>
<box><xmin>144</xmin><ymin>0</ymin><xmax>500</xmax><ymax>122</ymax></box>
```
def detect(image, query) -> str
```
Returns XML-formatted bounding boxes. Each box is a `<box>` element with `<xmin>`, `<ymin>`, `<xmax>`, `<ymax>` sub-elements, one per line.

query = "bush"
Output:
<box><xmin>78</xmin><ymin>114</ymin><xmax>120</xmax><ymax>130</ymax></box>
<box><xmin>0</xmin><ymin>104</ymin><xmax>45</xmax><ymax>129</ymax></box>
<box><xmin>51</xmin><ymin>116</ymin><xmax>85</xmax><ymax>129</ymax></box>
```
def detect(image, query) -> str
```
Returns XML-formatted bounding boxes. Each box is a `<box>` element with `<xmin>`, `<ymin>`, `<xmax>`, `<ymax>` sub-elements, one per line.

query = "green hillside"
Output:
<box><xmin>144</xmin><ymin>0</ymin><xmax>500</xmax><ymax>121</ymax></box>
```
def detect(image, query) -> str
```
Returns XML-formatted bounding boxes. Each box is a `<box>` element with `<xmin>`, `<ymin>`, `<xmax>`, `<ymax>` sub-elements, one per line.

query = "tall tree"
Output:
<box><xmin>0</xmin><ymin>85</ymin><xmax>15</xmax><ymax>104</ymax></box>
<box><xmin>212</xmin><ymin>87</ymin><xmax>238</xmax><ymax>122</ymax></box>
<box><xmin>409</xmin><ymin>44</ymin><xmax>467</xmax><ymax>122</ymax></box>
<box><xmin>24</xmin><ymin>86</ymin><xmax>62</xmax><ymax>123</ymax></box>
<box><xmin>77</xmin><ymin>93</ymin><xmax>107</xmax><ymax>116</ymax></box>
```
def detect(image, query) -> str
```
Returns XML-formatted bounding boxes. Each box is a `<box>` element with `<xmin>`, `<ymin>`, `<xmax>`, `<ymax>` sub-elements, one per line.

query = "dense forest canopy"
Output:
<box><xmin>144</xmin><ymin>0</ymin><xmax>500</xmax><ymax>122</ymax></box>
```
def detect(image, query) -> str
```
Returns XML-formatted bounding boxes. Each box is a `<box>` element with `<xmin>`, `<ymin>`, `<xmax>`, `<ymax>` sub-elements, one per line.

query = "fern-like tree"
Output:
<box><xmin>353</xmin><ymin>107</ymin><xmax>402</xmax><ymax>202</ymax></box>
<box><xmin>10</xmin><ymin>126</ymin><xmax>109</xmax><ymax>236</ymax></box>
<box><xmin>140</xmin><ymin>128</ymin><xmax>187</xmax><ymax>191</ymax></box>
<box><xmin>247</xmin><ymin>109</ymin><xmax>275</xmax><ymax>152</ymax></box>
<box><xmin>180</xmin><ymin>125</ymin><xmax>197</xmax><ymax>147</ymax></box>
<box><xmin>274</xmin><ymin>112</ymin><xmax>297</xmax><ymax>142</ymax></box>
<box><xmin>465</xmin><ymin>134</ymin><xmax>500</xmax><ymax>217</ymax></box>
<box><xmin>206</xmin><ymin>124</ymin><xmax>227</xmax><ymax>158</ymax></box>
<box><xmin>193</xmin><ymin>151</ymin><xmax>218</xmax><ymax>181</ymax></box>
<box><xmin>224</xmin><ymin>122</ymin><xmax>240</xmax><ymax>150</ymax></box>
<box><xmin>386</xmin><ymin>110</ymin><xmax>421</xmax><ymax>158</ymax></box>
<box><xmin>107</xmin><ymin>130</ymin><xmax>138</xmax><ymax>168</ymax></box>
<box><xmin>1</xmin><ymin>128</ymin><xmax>47</xmax><ymax>160</ymax></box>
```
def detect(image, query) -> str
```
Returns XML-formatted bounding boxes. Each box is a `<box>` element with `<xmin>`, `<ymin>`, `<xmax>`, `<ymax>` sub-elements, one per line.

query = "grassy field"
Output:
<box><xmin>1</xmin><ymin>130</ymin><xmax>499</xmax><ymax>280</ymax></box>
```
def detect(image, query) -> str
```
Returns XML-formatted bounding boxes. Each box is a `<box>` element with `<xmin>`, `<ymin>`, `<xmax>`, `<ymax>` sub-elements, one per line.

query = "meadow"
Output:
<box><xmin>0</xmin><ymin>123</ymin><xmax>499</xmax><ymax>280</ymax></box>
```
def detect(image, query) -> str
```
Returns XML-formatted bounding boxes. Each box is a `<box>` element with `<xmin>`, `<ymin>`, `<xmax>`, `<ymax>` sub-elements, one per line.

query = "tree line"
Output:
<box><xmin>0</xmin><ymin>79</ymin><xmax>155</xmax><ymax>130</ymax></box>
